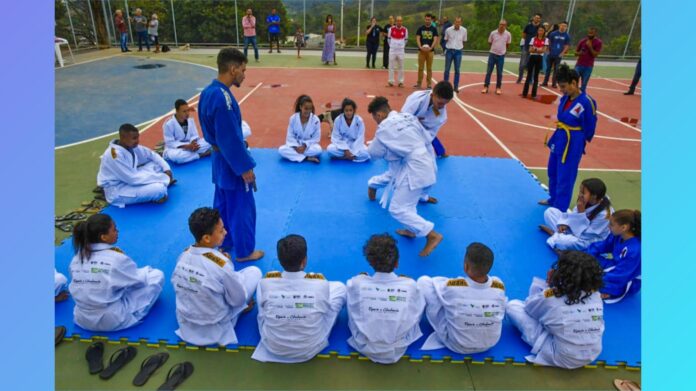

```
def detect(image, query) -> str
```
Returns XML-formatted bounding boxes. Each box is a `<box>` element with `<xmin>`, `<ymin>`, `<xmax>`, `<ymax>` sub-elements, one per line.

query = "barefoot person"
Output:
<box><xmin>198</xmin><ymin>48</ymin><xmax>264</xmax><ymax>262</ymax></box>
<box><xmin>366</xmin><ymin>97</ymin><xmax>443</xmax><ymax>257</ymax></box>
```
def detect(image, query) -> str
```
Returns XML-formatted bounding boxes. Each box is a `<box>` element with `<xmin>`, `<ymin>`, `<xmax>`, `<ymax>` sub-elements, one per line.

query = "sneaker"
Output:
<box><xmin>455</xmin><ymin>87</ymin><xmax>460</xmax><ymax>93</ymax></box>
<box><xmin>624</xmin><ymin>90</ymin><xmax>635</xmax><ymax>95</ymax></box>
<box><xmin>398</xmin><ymin>83</ymin><xmax>404</xmax><ymax>88</ymax></box>
<box><xmin>551</xmin><ymin>84</ymin><xmax>557</xmax><ymax>88</ymax></box>
<box><xmin>413</xmin><ymin>84</ymin><xmax>422</xmax><ymax>89</ymax></box>
<box><xmin>387</xmin><ymin>82</ymin><xmax>394</xmax><ymax>87</ymax></box>
<box><xmin>515</xmin><ymin>78</ymin><xmax>522</xmax><ymax>84</ymax></box>
<box><xmin>540</xmin><ymin>83</ymin><xmax>548</xmax><ymax>87</ymax></box>
<box><xmin>481</xmin><ymin>87</ymin><xmax>489</xmax><ymax>94</ymax></box>
<box><xmin>495</xmin><ymin>89</ymin><xmax>502</xmax><ymax>95</ymax></box>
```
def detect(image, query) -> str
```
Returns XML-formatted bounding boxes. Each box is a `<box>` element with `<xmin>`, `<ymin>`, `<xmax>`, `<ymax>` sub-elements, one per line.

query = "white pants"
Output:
<box><xmin>163</xmin><ymin>139</ymin><xmax>212</xmax><ymax>164</ymax></box>
<box><xmin>327</xmin><ymin>144</ymin><xmax>370</xmax><ymax>163</ymax></box>
<box><xmin>104</xmin><ymin>162</ymin><xmax>169</xmax><ymax>208</ymax></box>
<box><xmin>368</xmin><ymin>171</ymin><xmax>431</xmax><ymax>203</ymax></box>
<box><xmin>543</xmin><ymin>208</ymin><xmax>587</xmax><ymax>251</ymax></box>
<box><xmin>506</xmin><ymin>300</ymin><xmax>545</xmax><ymax>349</ymax></box>
<box><xmin>278</xmin><ymin>144</ymin><xmax>323</xmax><ymax>162</ymax></box>
<box><xmin>389</xmin><ymin>52</ymin><xmax>405</xmax><ymax>84</ymax></box>
<box><xmin>389</xmin><ymin>184</ymin><xmax>434</xmax><ymax>237</ymax></box>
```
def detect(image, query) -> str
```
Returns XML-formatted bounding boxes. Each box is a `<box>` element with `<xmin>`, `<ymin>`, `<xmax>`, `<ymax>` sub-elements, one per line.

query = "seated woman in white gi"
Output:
<box><xmin>172</xmin><ymin>207</ymin><xmax>261</xmax><ymax>347</ymax></box>
<box><xmin>68</xmin><ymin>214</ymin><xmax>164</xmax><ymax>332</ymax></box>
<box><xmin>540</xmin><ymin>178</ymin><xmax>613</xmax><ymax>251</ymax></box>
<box><xmin>97</xmin><ymin>123</ymin><xmax>176</xmax><ymax>208</ymax></box>
<box><xmin>326</xmin><ymin>98</ymin><xmax>369</xmax><ymax>162</ymax></box>
<box><xmin>163</xmin><ymin>99</ymin><xmax>212</xmax><ymax>164</ymax></box>
<box><xmin>346</xmin><ymin>234</ymin><xmax>425</xmax><ymax>364</ymax></box>
<box><xmin>278</xmin><ymin>95</ymin><xmax>323</xmax><ymax>163</ymax></box>
<box><xmin>252</xmin><ymin>234</ymin><xmax>346</xmax><ymax>363</ymax></box>
<box><xmin>417</xmin><ymin>242</ymin><xmax>507</xmax><ymax>354</ymax></box>
<box><xmin>507</xmin><ymin>251</ymin><xmax>605</xmax><ymax>369</ymax></box>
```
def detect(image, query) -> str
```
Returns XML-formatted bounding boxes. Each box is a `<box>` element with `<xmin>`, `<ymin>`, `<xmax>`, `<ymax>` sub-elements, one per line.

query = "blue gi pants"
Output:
<box><xmin>214</xmin><ymin>185</ymin><xmax>256</xmax><ymax>258</ymax></box>
<box><xmin>546</xmin><ymin>151</ymin><xmax>581</xmax><ymax>212</ymax></box>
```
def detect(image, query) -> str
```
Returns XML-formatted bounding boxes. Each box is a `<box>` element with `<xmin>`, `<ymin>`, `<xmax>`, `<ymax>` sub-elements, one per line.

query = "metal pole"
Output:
<box><xmin>303</xmin><ymin>0</ymin><xmax>306</xmax><ymax>39</ymax></box>
<box><xmin>340</xmin><ymin>0</ymin><xmax>344</xmax><ymax>43</ymax></box>
<box><xmin>501</xmin><ymin>0</ymin><xmax>506</xmax><ymax>21</ymax></box>
<box><xmin>370</xmin><ymin>0</ymin><xmax>374</xmax><ymax>18</ymax></box>
<box><xmin>623</xmin><ymin>0</ymin><xmax>641</xmax><ymax>58</ymax></box>
<box><xmin>234</xmin><ymin>0</ymin><xmax>240</xmax><ymax>47</ymax></box>
<box><xmin>107</xmin><ymin>0</ymin><xmax>117</xmax><ymax>46</ymax></box>
<box><xmin>170</xmin><ymin>0</ymin><xmax>179</xmax><ymax>47</ymax></box>
<box><xmin>87</xmin><ymin>0</ymin><xmax>98</xmax><ymax>46</ymax></box>
<box><xmin>64</xmin><ymin>0</ymin><xmax>78</xmax><ymax>49</ymax></box>
<box><xmin>101</xmin><ymin>0</ymin><xmax>113</xmax><ymax>46</ymax></box>
<box><xmin>438</xmin><ymin>0</ymin><xmax>443</xmax><ymax>20</ymax></box>
<box><xmin>124</xmin><ymin>0</ymin><xmax>134</xmax><ymax>45</ymax></box>
<box><xmin>567</xmin><ymin>0</ymin><xmax>576</xmax><ymax>32</ymax></box>
<box><xmin>357</xmin><ymin>0</ymin><xmax>361</xmax><ymax>47</ymax></box>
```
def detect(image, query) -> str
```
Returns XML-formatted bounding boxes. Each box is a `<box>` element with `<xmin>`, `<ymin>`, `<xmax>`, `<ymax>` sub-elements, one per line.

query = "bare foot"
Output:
<box><xmin>539</xmin><ymin>224</ymin><xmax>554</xmax><ymax>236</ymax></box>
<box><xmin>199</xmin><ymin>150</ymin><xmax>212</xmax><ymax>158</ymax></box>
<box><xmin>537</xmin><ymin>199</ymin><xmax>549</xmax><ymax>205</ymax></box>
<box><xmin>396</xmin><ymin>229</ymin><xmax>417</xmax><ymax>238</ymax></box>
<box><xmin>368</xmin><ymin>187</ymin><xmax>377</xmax><ymax>201</ymax></box>
<box><xmin>237</xmin><ymin>250</ymin><xmax>265</xmax><ymax>262</ymax></box>
<box><xmin>168</xmin><ymin>178</ymin><xmax>178</xmax><ymax>186</ymax></box>
<box><xmin>426</xmin><ymin>196</ymin><xmax>438</xmax><ymax>204</ymax></box>
<box><xmin>243</xmin><ymin>298</ymin><xmax>256</xmax><ymax>313</ymax></box>
<box><xmin>305</xmin><ymin>156</ymin><xmax>320</xmax><ymax>164</ymax></box>
<box><xmin>420</xmin><ymin>230</ymin><xmax>443</xmax><ymax>257</ymax></box>
<box><xmin>55</xmin><ymin>291</ymin><xmax>69</xmax><ymax>302</ymax></box>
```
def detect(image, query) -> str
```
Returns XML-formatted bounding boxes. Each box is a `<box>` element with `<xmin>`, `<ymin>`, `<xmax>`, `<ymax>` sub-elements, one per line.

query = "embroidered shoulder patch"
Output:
<box><xmin>544</xmin><ymin>288</ymin><xmax>556</xmax><ymax>298</ymax></box>
<box><xmin>305</xmin><ymin>273</ymin><xmax>326</xmax><ymax>280</ymax></box>
<box><xmin>203</xmin><ymin>252</ymin><xmax>226</xmax><ymax>267</ymax></box>
<box><xmin>359</xmin><ymin>272</ymin><xmax>369</xmax><ymax>276</ymax></box>
<box><xmin>110</xmin><ymin>247</ymin><xmax>124</xmax><ymax>254</ymax></box>
<box><xmin>398</xmin><ymin>274</ymin><xmax>412</xmax><ymax>280</ymax></box>
<box><xmin>111</xmin><ymin>147</ymin><xmax>117</xmax><ymax>159</ymax></box>
<box><xmin>265</xmin><ymin>271</ymin><xmax>281</xmax><ymax>278</ymax></box>
<box><xmin>447</xmin><ymin>278</ymin><xmax>468</xmax><ymax>287</ymax></box>
<box><xmin>491</xmin><ymin>280</ymin><xmax>505</xmax><ymax>290</ymax></box>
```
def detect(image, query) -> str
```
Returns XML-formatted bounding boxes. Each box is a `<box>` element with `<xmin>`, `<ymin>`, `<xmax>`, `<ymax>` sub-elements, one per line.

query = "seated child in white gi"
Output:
<box><xmin>68</xmin><ymin>214</ymin><xmax>164</xmax><ymax>331</ymax></box>
<box><xmin>252</xmin><ymin>234</ymin><xmax>346</xmax><ymax>363</ymax></box>
<box><xmin>346</xmin><ymin>233</ymin><xmax>425</xmax><ymax>364</ymax></box>
<box><xmin>417</xmin><ymin>242</ymin><xmax>506</xmax><ymax>354</ymax></box>
<box><xmin>55</xmin><ymin>269</ymin><xmax>68</xmax><ymax>302</ymax></box>
<box><xmin>507</xmin><ymin>251</ymin><xmax>605</xmax><ymax>369</ymax></box>
<box><xmin>163</xmin><ymin>99</ymin><xmax>212</xmax><ymax>164</ymax></box>
<box><xmin>172</xmin><ymin>207</ymin><xmax>262</xmax><ymax>346</ymax></box>
<box><xmin>326</xmin><ymin>98</ymin><xmax>370</xmax><ymax>162</ymax></box>
<box><xmin>278</xmin><ymin>95</ymin><xmax>323</xmax><ymax>163</ymax></box>
<box><xmin>540</xmin><ymin>178</ymin><xmax>613</xmax><ymax>251</ymax></box>
<box><xmin>97</xmin><ymin>123</ymin><xmax>176</xmax><ymax>208</ymax></box>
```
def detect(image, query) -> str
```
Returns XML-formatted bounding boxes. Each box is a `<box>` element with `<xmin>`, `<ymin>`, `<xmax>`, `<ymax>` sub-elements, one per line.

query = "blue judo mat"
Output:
<box><xmin>55</xmin><ymin>56</ymin><xmax>214</xmax><ymax>146</ymax></box>
<box><xmin>55</xmin><ymin>149</ymin><xmax>640</xmax><ymax>366</ymax></box>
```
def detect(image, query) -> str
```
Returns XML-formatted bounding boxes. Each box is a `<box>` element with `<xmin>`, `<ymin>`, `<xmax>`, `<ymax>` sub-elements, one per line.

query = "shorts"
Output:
<box><xmin>269</xmin><ymin>33</ymin><xmax>280</xmax><ymax>42</ymax></box>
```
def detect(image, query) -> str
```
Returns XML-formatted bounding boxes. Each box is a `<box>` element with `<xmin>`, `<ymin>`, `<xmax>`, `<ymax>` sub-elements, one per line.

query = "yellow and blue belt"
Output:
<box><xmin>545</xmin><ymin>121</ymin><xmax>582</xmax><ymax>163</ymax></box>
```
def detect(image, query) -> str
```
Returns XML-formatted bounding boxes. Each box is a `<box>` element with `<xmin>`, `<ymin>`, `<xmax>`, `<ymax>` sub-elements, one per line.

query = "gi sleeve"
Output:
<box><xmin>143</xmin><ymin>147</ymin><xmax>171</xmax><ymax>172</ymax></box>
<box><xmin>587</xmin><ymin>235</ymin><xmax>613</xmax><ymax>259</ymax></box>
<box><xmin>306</xmin><ymin>116</ymin><xmax>321</xmax><ymax>147</ymax></box>
<box><xmin>163</xmin><ymin>120</ymin><xmax>186</xmax><ymax>149</ymax></box>
<box><xmin>103</xmin><ymin>154</ymin><xmax>168</xmax><ymax>186</ymax></box>
<box><xmin>330</xmin><ymin>120</ymin><xmax>349</xmax><ymax>150</ymax></box>
<box><xmin>214</xmin><ymin>103</ymin><xmax>256</xmax><ymax>175</ymax></box>
<box><xmin>221</xmin><ymin>268</ymin><xmax>248</xmax><ymax>308</ymax></box>
<box><xmin>367</xmin><ymin>136</ymin><xmax>387</xmax><ymax>160</ymax></box>
<box><xmin>110</xmin><ymin>255</ymin><xmax>148</xmax><ymax>291</ymax></box>
<box><xmin>285</xmin><ymin>115</ymin><xmax>301</xmax><ymax>147</ymax></box>
<box><xmin>602</xmin><ymin>249</ymin><xmax>640</xmax><ymax>297</ymax></box>
<box><xmin>582</xmin><ymin>97</ymin><xmax>598</xmax><ymax>142</ymax></box>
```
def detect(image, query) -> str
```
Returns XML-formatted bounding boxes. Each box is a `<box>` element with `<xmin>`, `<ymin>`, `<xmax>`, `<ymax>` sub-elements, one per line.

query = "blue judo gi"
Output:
<box><xmin>198</xmin><ymin>79</ymin><xmax>257</xmax><ymax>258</ymax></box>
<box><xmin>546</xmin><ymin>93</ymin><xmax>597</xmax><ymax>211</ymax></box>
<box><xmin>587</xmin><ymin>234</ymin><xmax>641</xmax><ymax>304</ymax></box>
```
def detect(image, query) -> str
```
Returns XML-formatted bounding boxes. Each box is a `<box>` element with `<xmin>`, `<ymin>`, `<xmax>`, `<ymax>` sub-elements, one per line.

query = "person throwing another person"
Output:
<box><xmin>366</xmin><ymin>96</ymin><xmax>443</xmax><ymax>257</ymax></box>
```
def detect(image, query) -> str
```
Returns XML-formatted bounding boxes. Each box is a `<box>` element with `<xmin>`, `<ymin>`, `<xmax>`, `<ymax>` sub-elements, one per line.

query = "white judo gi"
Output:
<box><xmin>506</xmin><ymin>277</ymin><xmax>604</xmax><ymax>369</ymax></box>
<box><xmin>327</xmin><ymin>113</ymin><xmax>370</xmax><ymax>162</ymax></box>
<box><xmin>401</xmin><ymin>90</ymin><xmax>448</xmax><ymax>141</ymax></box>
<box><xmin>171</xmin><ymin>246</ymin><xmax>261</xmax><ymax>346</ymax></box>
<box><xmin>417</xmin><ymin>275</ymin><xmax>507</xmax><ymax>354</ymax></box>
<box><xmin>543</xmin><ymin>204</ymin><xmax>613</xmax><ymax>251</ymax></box>
<box><xmin>278</xmin><ymin>113</ymin><xmax>323</xmax><ymax>162</ymax></box>
<box><xmin>55</xmin><ymin>269</ymin><xmax>67</xmax><ymax>297</ymax></box>
<box><xmin>252</xmin><ymin>271</ymin><xmax>347</xmax><ymax>363</ymax></box>
<box><xmin>346</xmin><ymin>272</ymin><xmax>425</xmax><ymax>364</ymax></box>
<box><xmin>68</xmin><ymin>243</ymin><xmax>164</xmax><ymax>332</ymax></box>
<box><xmin>368</xmin><ymin>111</ymin><xmax>437</xmax><ymax>237</ymax></box>
<box><xmin>97</xmin><ymin>140</ymin><xmax>171</xmax><ymax>208</ymax></box>
<box><xmin>162</xmin><ymin>115</ymin><xmax>212</xmax><ymax>164</ymax></box>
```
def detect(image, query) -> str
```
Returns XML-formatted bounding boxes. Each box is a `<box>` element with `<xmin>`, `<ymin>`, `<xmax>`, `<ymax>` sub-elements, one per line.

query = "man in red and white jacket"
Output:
<box><xmin>387</xmin><ymin>16</ymin><xmax>408</xmax><ymax>87</ymax></box>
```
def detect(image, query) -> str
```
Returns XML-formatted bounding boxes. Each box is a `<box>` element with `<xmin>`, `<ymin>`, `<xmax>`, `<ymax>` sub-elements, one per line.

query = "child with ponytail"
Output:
<box><xmin>586</xmin><ymin>209</ymin><xmax>641</xmax><ymax>304</ymax></box>
<box><xmin>68</xmin><ymin>214</ymin><xmax>164</xmax><ymax>331</ymax></box>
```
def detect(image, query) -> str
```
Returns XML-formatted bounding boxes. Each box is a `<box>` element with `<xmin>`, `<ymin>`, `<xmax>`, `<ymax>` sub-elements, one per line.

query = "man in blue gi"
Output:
<box><xmin>198</xmin><ymin>48</ymin><xmax>264</xmax><ymax>262</ymax></box>
<box><xmin>539</xmin><ymin>64</ymin><xmax>597</xmax><ymax>212</ymax></box>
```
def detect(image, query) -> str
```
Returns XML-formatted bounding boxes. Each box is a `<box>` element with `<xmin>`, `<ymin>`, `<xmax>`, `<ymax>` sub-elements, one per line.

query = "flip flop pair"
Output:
<box><xmin>157</xmin><ymin>361</ymin><xmax>194</xmax><ymax>390</ymax></box>
<box><xmin>55</xmin><ymin>222</ymin><xmax>74</xmax><ymax>232</ymax></box>
<box><xmin>133</xmin><ymin>352</ymin><xmax>169</xmax><ymax>386</ymax></box>
<box><xmin>55</xmin><ymin>326</ymin><xmax>66</xmax><ymax>346</ymax></box>
<box><xmin>85</xmin><ymin>343</ymin><xmax>138</xmax><ymax>379</ymax></box>
<box><xmin>55</xmin><ymin>211</ymin><xmax>87</xmax><ymax>222</ymax></box>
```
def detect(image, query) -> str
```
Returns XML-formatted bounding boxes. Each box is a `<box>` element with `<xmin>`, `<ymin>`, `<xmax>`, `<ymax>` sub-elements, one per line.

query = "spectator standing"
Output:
<box><xmin>517</xmin><ymin>13</ymin><xmax>542</xmax><ymax>83</ymax></box>
<box><xmin>148</xmin><ymin>14</ymin><xmax>159</xmax><ymax>53</ymax></box>
<box><xmin>114</xmin><ymin>10</ymin><xmax>130</xmax><ymax>52</ymax></box>
<box><xmin>132</xmin><ymin>8</ymin><xmax>150</xmax><ymax>52</ymax></box>
<box><xmin>522</xmin><ymin>26</ymin><xmax>548</xmax><ymax>99</ymax></box>
<box><xmin>481</xmin><ymin>20</ymin><xmax>511</xmax><ymax>95</ymax></box>
<box><xmin>322</xmin><ymin>15</ymin><xmax>337</xmax><ymax>65</ymax></box>
<box><xmin>243</xmin><ymin>9</ymin><xmax>260</xmax><ymax>62</ymax></box>
<box><xmin>415</xmin><ymin>13</ymin><xmax>439</xmax><ymax>89</ymax></box>
<box><xmin>365</xmin><ymin>17</ymin><xmax>382</xmax><ymax>68</ymax></box>
<box><xmin>542</xmin><ymin>21</ymin><xmax>570</xmax><ymax>88</ymax></box>
<box><xmin>386</xmin><ymin>16</ymin><xmax>407</xmax><ymax>87</ymax></box>
<box><xmin>443</xmin><ymin>17</ymin><xmax>467</xmax><ymax>93</ymax></box>
<box><xmin>267</xmin><ymin>8</ymin><xmax>281</xmax><ymax>53</ymax></box>
<box><xmin>382</xmin><ymin>15</ymin><xmax>394</xmax><ymax>69</ymax></box>
<box><xmin>439</xmin><ymin>16</ymin><xmax>452</xmax><ymax>56</ymax></box>
<box><xmin>624</xmin><ymin>57</ymin><xmax>641</xmax><ymax>95</ymax></box>
<box><xmin>294</xmin><ymin>26</ymin><xmax>305</xmax><ymax>59</ymax></box>
<box><xmin>575</xmin><ymin>27</ymin><xmax>603</xmax><ymax>93</ymax></box>
<box><xmin>541</xmin><ymin>22</ymin><xmax>551</xmax><ymax>74</ymax></box>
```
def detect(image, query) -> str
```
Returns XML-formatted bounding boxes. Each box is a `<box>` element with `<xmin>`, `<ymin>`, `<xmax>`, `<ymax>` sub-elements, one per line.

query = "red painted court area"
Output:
<box><xmin>140</xmin><ymin>67</ymin><xmax>641</xmax><ymax>171</ymax></box>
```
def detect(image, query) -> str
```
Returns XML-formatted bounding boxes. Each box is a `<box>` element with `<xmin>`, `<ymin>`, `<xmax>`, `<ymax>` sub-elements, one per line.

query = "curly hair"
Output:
<box><xmin>549</xmin><ymin>250</ymin><xmax>603</xmax><ymax>305</ymax></box>
<box><xmin>188</xmin><ymin>207</ymin><xmax>221</xmax><ymax>242</ymax></box>
<box><xmin>363</xmin><ymin>233</ymin><xmax>399</xmax><ymax>273</ymax></box>
<box><xmin>556</xmin><ymin>63</ymin><xmax>580</xmax><ymax>85</ymax></box>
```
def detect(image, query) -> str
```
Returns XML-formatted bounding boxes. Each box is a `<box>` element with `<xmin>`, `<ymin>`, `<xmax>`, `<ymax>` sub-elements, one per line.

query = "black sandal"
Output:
<box><xmin>132</xmin><ymin>352</ymin><xmax>169</xmax><ymax>386</ymax></box>
<box><xmin>85</xmin><ymin>341</ymin><xmax>104</xmax><ymax>374</ymax></box>
<box><xmin>99</xmin><ymin>346</ymin><xmax>137</xmax><ymax>380</ymax></box>
<box><xmin>157</xmin><ymin>362</ymin><xmax>194</xmax><ymax>390</ymax></box>
<box><xmin>55</xmin><ymin>326</ymin><xmax>66</xmax><ymax>346</ymax></box>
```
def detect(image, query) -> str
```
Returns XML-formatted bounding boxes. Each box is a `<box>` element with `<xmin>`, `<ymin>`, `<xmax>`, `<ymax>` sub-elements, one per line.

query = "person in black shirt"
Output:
<box><xmin>415</xmin><ymin>13</ymin><xmax>439</xmax><ymax>89</ymax></box>
<box><xmin>382</xmin><ymin>15</ymin><xmax>394</xmax><ymax>69</ymax></box>
<box><xmin>365</xmin><ymin>17</ymin><xmax>382</xmax><ymax>68</ymax></box>
<box><xmin>517</xmin><ymin>13</ymin><xmax>543</xmax><ymax>83</ymax></box>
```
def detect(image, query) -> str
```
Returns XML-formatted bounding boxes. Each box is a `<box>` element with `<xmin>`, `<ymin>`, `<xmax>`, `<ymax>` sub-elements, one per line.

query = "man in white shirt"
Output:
<box><xmin>386</xmin><ymin>16</ymin><xmax>408</xmax><ymax>87</ymax></box>
<box><xmin>443</xmin><ymin>17</ymin><xmax>467</xmax><ymax>93</ymax></box>
<box><xmin>97</xmin><ymin>123</ymin><xmax>176</xmax><ymax>207</ymax></box>
<box><xmin>253</xmin><ymin>234</ymin><xmax>346</xmax><ymax>363</ymax></box>
<box><xmin>163</xmin><ymin>99</ymin><xmax>212</xmax><ymax>164</ymax></box>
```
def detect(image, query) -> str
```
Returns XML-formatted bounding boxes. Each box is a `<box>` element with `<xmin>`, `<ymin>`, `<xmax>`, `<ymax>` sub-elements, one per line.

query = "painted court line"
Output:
<box><xmin>526</xmin><ymin>166</ymin><xmax>641</xmax><ymax>173</ymax></box>
<box><xmin>600</xmin><ymin>77</ymin><xmax>641</xmax><ymax>90</ymax></box>
<box><xmin>55</xmin><ymin>53</ymin><xmax>123</xmax><ymax>70</ymax></box>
